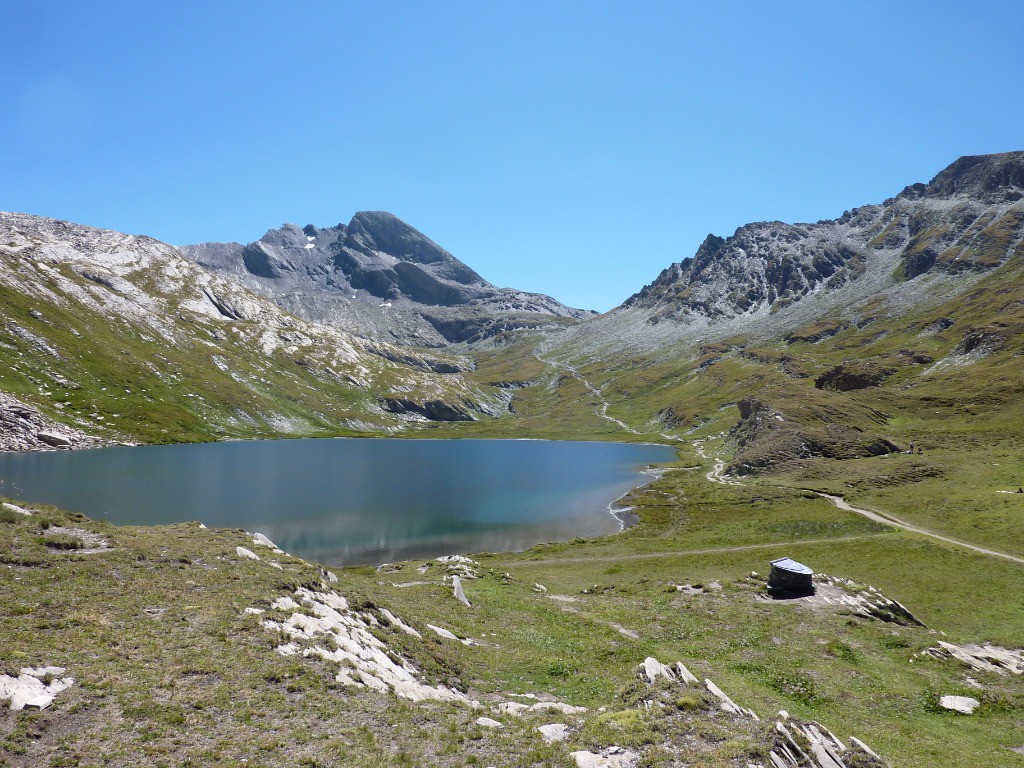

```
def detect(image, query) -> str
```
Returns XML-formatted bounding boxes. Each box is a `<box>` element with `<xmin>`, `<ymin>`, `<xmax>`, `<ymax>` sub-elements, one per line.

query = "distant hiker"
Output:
<box><xmin>917</xmin><ymin>447</ymin><xmax>923</xmax><ymax>455</ymax></box>
<box><xmin>908</xmin><ymin>441</ymin><xmax>915</xmax><ymax>454</ymax></box>
<box><xmin>1017</xmin><ymin>487</ymin><xmax>1023</xmax><ymax>494</ymax></box>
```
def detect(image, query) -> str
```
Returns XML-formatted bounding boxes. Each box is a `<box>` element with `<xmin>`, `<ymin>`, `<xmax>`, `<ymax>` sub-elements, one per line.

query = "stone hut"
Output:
<box><xmin>768</xmin><ymin>557</ymin><xmax>814</xmax><ymax>597</ymax></box>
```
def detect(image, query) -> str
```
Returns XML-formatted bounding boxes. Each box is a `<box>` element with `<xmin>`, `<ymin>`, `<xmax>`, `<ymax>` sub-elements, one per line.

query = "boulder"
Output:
<box><xmin>569</xmin><ymin>747</ymin><xmax>639</xmax><ymax>768</ymax></box>
<box><xmin>452</xmin><ymin>575</ymin><xmax>471</xmax><ymax>607</ymax></box>
<box><xmin>36</xmin><ymin>431</ymin><xmax>73</xmax><ymax>448</ymax></box>
<box><xmin>537</xmin><ymin>723</ymin><xmax>567</xmax><ymax>743</ymax></box>
<box><xmin>236</xmin><ymin>546</ymin><xmax>260</xmax><ymax>561</ymax></box>
<box><xmin>939</xmin><ymin>695</ymin><xmax>979</xmax><ymax>714</ymax></box>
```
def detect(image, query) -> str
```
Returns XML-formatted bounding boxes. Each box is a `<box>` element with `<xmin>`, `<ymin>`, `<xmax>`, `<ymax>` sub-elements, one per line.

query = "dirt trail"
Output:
<box><xmin>535</xmin><ymin>350</ymin><xmax>639</xmax><ymax>434</ymax></box>
<box><xmin>818</xmin><ymin>493</ymin><xmax>1024</xmax><ymax>565</ymax></box>
<box><xmin>488</xmin><ymin>533</ymin><xmax>891</xmax><ymax>568</ymax></box>
<box><xmin>692</xmin><ymin>438</ymin><xmax>742</xmax><ymax>486</ymax></box>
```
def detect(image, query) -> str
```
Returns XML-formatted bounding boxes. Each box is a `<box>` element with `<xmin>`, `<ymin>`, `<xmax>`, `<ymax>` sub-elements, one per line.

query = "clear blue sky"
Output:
<box><xmin>3</xmin><ymin>1</ymin><xmax>1022</xmax><ymax>311</ymax></box>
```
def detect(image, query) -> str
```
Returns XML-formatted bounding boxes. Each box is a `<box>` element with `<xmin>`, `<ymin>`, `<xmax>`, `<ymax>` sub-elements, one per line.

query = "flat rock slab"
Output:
<box><xmin>939</xmin><ymin>695</ymin><xmax>980</xmax><ymax>714</ymax></box>
<box><xmin>2</xmin><ymin>502</ymin><xmax>31</xmax><ymax>516</ymax></box>
<box><xmin>570</xmin><ymin>747</ymin><xmax>639</xmax><ymax>768</ymax></box>
<box><xmin>928</xmin><ymin>641</ymin><xmax>1024</xmax><ymax>675</ymax></box>
<box><xmin>452</xmin><ymin>575</ymin><xmax>471</xmax><ymax>607</ymax></box>
<box><xmin>475</xmin><ymin>717</ymin><xmax>504</xmax><ymax>729</ymax></box>
<box><xmin>252</xmin><ymin>532</ymin><xmax>278</xmax><ymax>548</ymax></box>
<box><xmin>0</xmin><ymin>668</ymin><xmax>74</xmax><ymax>711</ymax></box>
<box><xmin>537</xmin><ymin>723</ymin><xmax>567</xmax><ymax>743</ymax></box>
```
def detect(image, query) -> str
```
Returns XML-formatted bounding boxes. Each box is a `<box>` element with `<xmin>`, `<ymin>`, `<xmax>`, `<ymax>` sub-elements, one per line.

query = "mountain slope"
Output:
<box><xmin>493</xmin><ymin>152</ymin><xmax>1024</xmax><ymax>474</ymax></box>
<box><xmin>182</xmin><ymin>211</ymin><xmax>592</xmax><ymax>348</ymax></box>
<box><xmin>0</xmin><ymin>212</ymin><xmax>510</xmax><ymax>448</ymax></box>
<box><xmin>547</xmin><ymin>152</ymin><xmax>1023</xmax><ymax>362</ymax></box>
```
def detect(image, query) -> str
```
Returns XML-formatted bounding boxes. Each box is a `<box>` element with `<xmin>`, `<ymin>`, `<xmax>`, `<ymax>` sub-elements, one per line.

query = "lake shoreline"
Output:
<box><xmin>0</xmin><ymin>437</ymin><xmax>678</xmax><ymax>567</ymax></box>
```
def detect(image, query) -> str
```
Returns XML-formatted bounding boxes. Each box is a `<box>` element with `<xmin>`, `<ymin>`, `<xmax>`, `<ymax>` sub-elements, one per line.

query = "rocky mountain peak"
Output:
<box><xmin>616</xmin><ymin>151</ymin><xmax>1024</xmax><ymax>333</ymax></box>
<box><xmin>182</xmin><ymin>211</ymin><xmax>588</xmax><ymax>347</ymax></box>
<box><xmin>900</xmin><ymin>151</ymin><xmax>1024</xmax><ymax>201</ymax></box>
<box><xmin>342</xmin><ymin>211</ymin><xmax>485</xmax><ymax>286</ymax></box>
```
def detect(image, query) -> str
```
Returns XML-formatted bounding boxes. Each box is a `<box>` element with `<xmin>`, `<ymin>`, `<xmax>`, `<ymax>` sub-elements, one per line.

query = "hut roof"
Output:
<box><xmin>770</xmin><ymin>557</ymin><xmax>813</xmax><ymax>575</ymax></box>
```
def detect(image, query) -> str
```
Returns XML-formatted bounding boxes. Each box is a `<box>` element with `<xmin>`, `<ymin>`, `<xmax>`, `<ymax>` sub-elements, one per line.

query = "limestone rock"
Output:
<box><xmin>426</xmin><ymin>624</ymin><xmax>459</xmax><ymax>641</ymax></box>
<box><xmin>569</xmin><ymin>747</ymin><xmax>639</xmax><ymax>768</ymax></box>
<box><xmin>36</xmin><ymin>431</ymin><xmax>73</xmax><ymax>448</ymax></box>
<box><xmin>257</xmin><ymin>586</ymin><xmax>473</xmax><ymax>705</ymax></box>
<box><xmin>452</xmin><ymin>575</ymin><xmax>471</xmax><ymax>607</ymax></box>
<box><xmin>0</xmin><ymin>391</ymin><xmax>109</xmax><ymax>453</ymax></box>
<box><xmin>641</xmin><ymin>657</ymin><xmax>676</xmax><ymax>684</ymax></box>
<box><xmin>252</xmin><ymin>532</ymin><xmax>277</xmax><ymax>548</ymax></box>
<box><xmin>939</xmin><ymin>695</ymin><xmax>980</xmax><ymax>714</ymax></box>
<box><xmin>925</xmin><ymin>641</ymin><xmax>1024</xmax><ymax>675</ymax></box>
<box><xmin>475</xmin><ymin>717</ymin><xmax>504</xmax><ymax>729</ymax></box>
<box><xmin>236</xmin><ymin>546</ymin><xmax>260</xmax><ymax>561</ymax></box>
<box><xmin>537</xmin><ymin>723</ymin><xmax>567</xmax><ymax>743</ymax></box>
<box><xmin>0</xmin><ymin>667</ymin><xmax>74</xmax><ymax>711</ymax></box>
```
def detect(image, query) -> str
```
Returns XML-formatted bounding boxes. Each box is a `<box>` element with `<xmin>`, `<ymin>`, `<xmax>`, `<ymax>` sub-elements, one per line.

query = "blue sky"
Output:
<box><xmin>2</xmin><ymin>1</ymin><xmax>1022</xmax><ymax>311</ymax></box>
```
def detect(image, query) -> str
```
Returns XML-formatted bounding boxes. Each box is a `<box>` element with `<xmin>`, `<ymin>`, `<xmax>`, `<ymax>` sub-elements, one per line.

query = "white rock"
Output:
<box><xmin>674</xmin><ymin>662</ymin><xmax>699</xmax><ymax>684</ymax></box>
<box><xmin>939</xmin><ymin>695</ymin><xmax>980</xmax><ymax>714</ymax></box>
<box><xmin>849</xmin><ymin>736</ymin><xmax>880</xmax><ymax>759</ymax></box>
<box><xmin>496</xmin><ymin>701</ymin><xmax>529</xmax><ymax>716</ymax></box>
<box><xmin>452</xmin><ymin>575</ymin><xmax>471</xmax><ymax>607</ymax></box>
<box><xmin>0</xmin><ymin>670</ymin><xmax>75</xmax><ymax>711</ymax></box>
<box><xmin>379</xmin><ymin>608</ymin><xmax>422</xmax><ymax>638</ymax></box>
<box><xmin>538</xmin><ymin>723</ymin><xmax>568</xmax><ymax>743</ymax></box>
<box><xmin>642</xmin><ymin>657</ymin><xmax>675</xmax><ymax>683</ymax></box>
<box><xmin>436</xmin><ymin>555</ymin><xmax>478</xmax><ymax>566</ymax></box>
<box><xmin>2</xmin><ymin>503</ymin><xmax>31</xmax><ymax>516</ymax></box>
<box><xmin>570</xmin><ymin>748</ymin><xmax>639</xmax><ymax>768</ymax></box>
<box><xmin>260</xmin><ymin>587</ymin><xmax>473</xmax><ymax>706</ymax></box>
<box><xmin>236</xmin><ymin>546</ymin><xmax>260</xmax><ymax>561</ymax></box>
<box><xmin>427</xmin><ymin>624</ymin><xmax>459</xmax><ymax>641</ymax></box>
<box><xmin>533</xmin><ymin>583</ymin><xmax>548</xmax><ymax>592</ymax></box>
<box><xmin>475</xmin><ymin>716</ymin><xmax>504</xmax><ymax>728</ymax></box>
<box><xmin>252</xmin><ymin>532</ymin><xmax>277</xmax><ymax>548</ymax></box>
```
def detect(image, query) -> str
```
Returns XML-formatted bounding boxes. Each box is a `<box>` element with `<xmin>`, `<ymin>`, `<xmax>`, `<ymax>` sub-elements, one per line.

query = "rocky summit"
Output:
<box><xmin>600</xmin><ymin>151</ymin><xmax>1024</xmax><ymax>348</ymax></box>
<box><xmin>182</xmin><ymin>211</ymin><xmax>592</xmax><ymax>348</ymax></box>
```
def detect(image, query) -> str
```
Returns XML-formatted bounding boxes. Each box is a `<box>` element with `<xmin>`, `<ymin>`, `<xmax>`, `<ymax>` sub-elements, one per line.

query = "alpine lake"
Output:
<box><xmin>0</xmin><ymin>438</ymin><xmax>676</xmax><ymax>566</ymax></box>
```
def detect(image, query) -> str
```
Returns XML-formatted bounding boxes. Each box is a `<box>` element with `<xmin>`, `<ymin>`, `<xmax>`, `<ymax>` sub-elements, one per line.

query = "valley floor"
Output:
<box><xmin>2</xmin><ymin>428</ymin><xmax>1022</xmax><ymax>768</ymax></box>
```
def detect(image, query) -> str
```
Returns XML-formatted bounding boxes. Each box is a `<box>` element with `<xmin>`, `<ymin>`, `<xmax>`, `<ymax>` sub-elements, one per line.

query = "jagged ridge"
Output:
<box><xmin>183</xmin><ymin>211</ymin><xmax>592</xmax><ymax>348</ymax></box>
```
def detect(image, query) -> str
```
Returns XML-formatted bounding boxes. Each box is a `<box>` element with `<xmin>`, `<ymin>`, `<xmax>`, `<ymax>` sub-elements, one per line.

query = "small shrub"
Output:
<box><xmin>674</xmin><ymin>694</ymin><xmax>702</xmax><ymax>710</ymax></box>
<box><xmin>38</xmin><ymin>534</ymin><xmax>85</xmax><ymax>550</ymax></box>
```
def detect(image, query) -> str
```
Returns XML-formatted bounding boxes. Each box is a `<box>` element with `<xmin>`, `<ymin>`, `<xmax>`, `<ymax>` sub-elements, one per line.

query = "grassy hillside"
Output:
<box><xmin>3</xmin><ymin>440</ymin><xmax>1022</xmax><ymax>767</ymax></box>
<box><xmin>0</xmin><ymin>222</ymin><xmax>500</xmax><ymax>447</ymax></box>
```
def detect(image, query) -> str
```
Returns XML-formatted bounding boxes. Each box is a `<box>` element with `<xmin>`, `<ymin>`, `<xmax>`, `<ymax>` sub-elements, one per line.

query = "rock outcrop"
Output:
<box><xmin>728</xmin><ymin>394</ymin><xmax>900</xmax><ymax>474</ymax></box>
<box><xmin>0</xmin><ymin>391</ymin><xmax>110</xmax><ymax>452</ymax></box>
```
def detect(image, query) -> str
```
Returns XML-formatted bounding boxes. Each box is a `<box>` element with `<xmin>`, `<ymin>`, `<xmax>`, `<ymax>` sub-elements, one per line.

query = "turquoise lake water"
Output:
<box><xmin>0</xmin><ymin>438</ymin><xmax>676</xmax><ymax>566</ymax></box>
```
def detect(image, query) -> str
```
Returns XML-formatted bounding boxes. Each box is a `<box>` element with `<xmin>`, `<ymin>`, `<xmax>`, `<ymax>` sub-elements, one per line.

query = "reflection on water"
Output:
<box><xmin>0</xmin><ymin>438</ymin><xmax>675</xmax><ymax>566</ymax></box>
